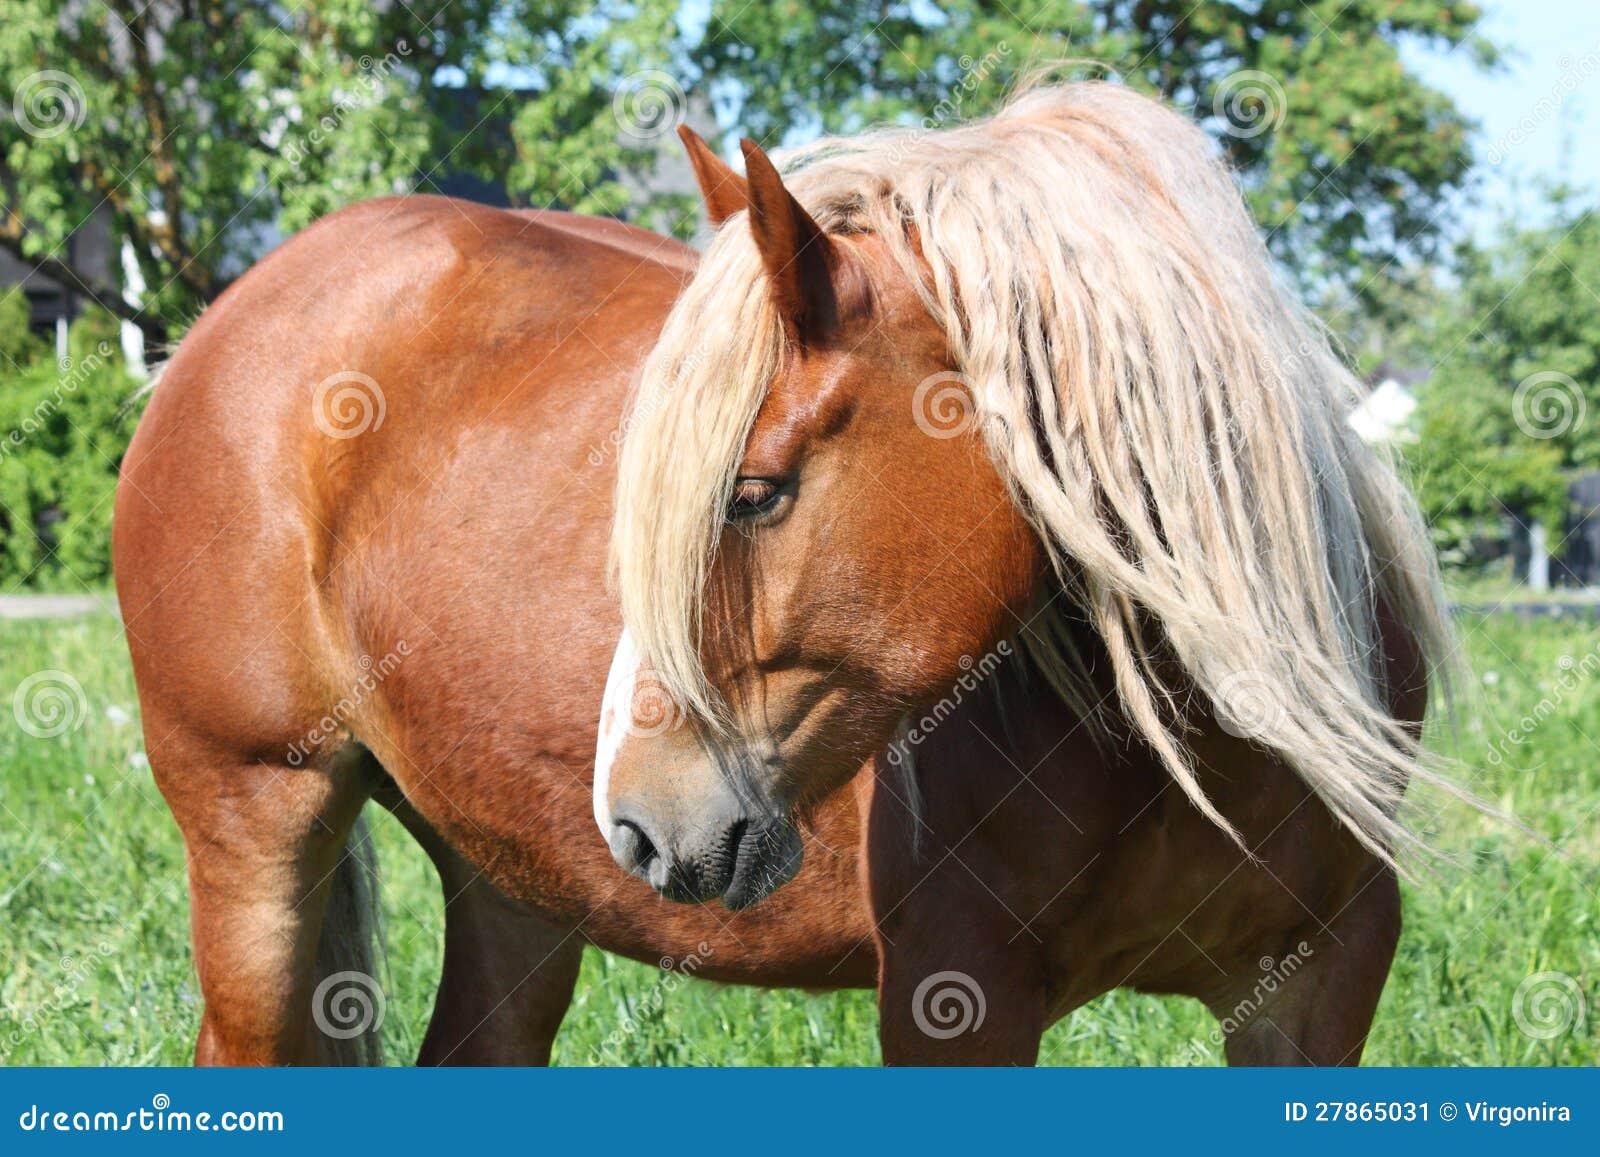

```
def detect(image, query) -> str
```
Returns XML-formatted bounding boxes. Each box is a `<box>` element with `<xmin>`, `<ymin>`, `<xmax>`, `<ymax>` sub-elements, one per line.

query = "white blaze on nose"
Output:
<box><xmin>593</xmin><ymin>628</ymin><xmax>643</xmax><ymax>837</ymax></box>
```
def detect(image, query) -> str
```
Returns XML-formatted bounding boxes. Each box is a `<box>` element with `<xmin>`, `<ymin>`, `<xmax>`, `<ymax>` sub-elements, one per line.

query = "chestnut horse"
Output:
<box><xmin>114</xmin><ymin>202</ymin><xmax>879</xmax><ymax>1066</ymax></box>
<box><xmin>599</xmin><ymin>82</ymin><xmax>1464</xmax><ymax>1063</ymax></box>
<box><xmin>115</xmin><ymin>80</ymin><xmax>1451</xmax><ymax>1067</ymax></box>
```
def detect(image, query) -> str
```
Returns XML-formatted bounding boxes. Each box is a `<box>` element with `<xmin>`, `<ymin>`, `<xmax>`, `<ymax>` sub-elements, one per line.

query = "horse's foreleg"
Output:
<box><xmin>160</xmin><ymin>745</ymin><xmax>374</xmax><ymax>1065</ymax></box>
<box><xmin>1214</xmin><ymin>864</ymin><xmax>1401</xmax><ymax>1066</ymax></box>
<box><xmin>873</xmin><ymin>898</ymin><xmax>1047</xmax><ymax>1065</ymax></box>
<box><xmin>391</xmin><ymin>803</ymin><xmax>583</xmax><ymax>1066</ymax></box>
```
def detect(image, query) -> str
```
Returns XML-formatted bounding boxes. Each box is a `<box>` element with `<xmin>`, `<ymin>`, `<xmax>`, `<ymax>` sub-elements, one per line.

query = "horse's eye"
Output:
<box><xmin>728</xmin><ymin>477</ymin><xmax>786</xmax><ymax>523</ymax></box>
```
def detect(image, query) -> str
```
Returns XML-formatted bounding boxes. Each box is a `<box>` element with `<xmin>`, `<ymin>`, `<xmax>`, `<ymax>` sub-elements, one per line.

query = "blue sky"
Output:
<box><xmin>1405</xmin><ymin>0</ymin><xmax>1600</xmax><ymax>239</ymax></box>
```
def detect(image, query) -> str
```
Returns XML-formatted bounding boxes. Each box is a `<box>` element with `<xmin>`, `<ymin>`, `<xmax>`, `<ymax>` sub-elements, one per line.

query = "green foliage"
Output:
<box><xmin>0</xmin><ymin>308</ymin><xmax>141</xmax><ymax>589</ymax></box>
<box><xmin>698</xmin><ymin>0</ymin><xmax>1495</xmax><ymax>305</ymax></box>
<box><xmin>0</xmin><ymin>289</ymin><xmax>45</xmax><ymax>369</ymax></box>
<box><xmin>503</xmin><ymin>0</ymin><xmax>693</xmax><ymax>231</ymax></box>
<box><xmin>1402</xmin><ymin>199</ymin><xmax>1600</xmax><ymax>561</ymax></box>
<box><xmin>2</xmin><ymin>1</ymin><xmax>1496</xmax><ymax>340</ymax></box>
<box><xmin>0</xmin><ymin>1</ymin><xmax>699</xmax><ymax>338</ymax></box>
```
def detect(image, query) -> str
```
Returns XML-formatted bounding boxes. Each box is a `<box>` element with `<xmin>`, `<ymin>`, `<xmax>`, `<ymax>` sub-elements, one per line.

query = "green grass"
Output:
<box><xmin>1</xmin><ymin>611</ymin><xmax>1595</xmax><ymax>1066</ymax></box>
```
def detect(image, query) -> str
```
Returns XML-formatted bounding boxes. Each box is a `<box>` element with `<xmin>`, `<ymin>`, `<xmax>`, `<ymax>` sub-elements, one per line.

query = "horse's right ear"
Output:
<box><xmin>677</xmin><ymin>126</ymin><xmax>748</xmax><ymax>226</ymax></box>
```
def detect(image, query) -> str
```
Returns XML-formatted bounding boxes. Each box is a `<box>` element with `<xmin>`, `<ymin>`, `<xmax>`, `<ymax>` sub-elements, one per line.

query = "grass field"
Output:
<box><xmin>1</xmin><ymin>609</ymin><xmax>1595</xmax><ymax>1066</ymax></box>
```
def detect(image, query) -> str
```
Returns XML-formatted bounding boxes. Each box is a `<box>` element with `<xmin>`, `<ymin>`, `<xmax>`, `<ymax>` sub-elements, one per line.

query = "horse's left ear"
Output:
<box><xmin>678</xmin><ymin>126</ymin><xmax>748</xmax><ymax>226</ymax></box>
<box><xmin>739</xmin><ymin>138</ymin><xmax>859</xmax><ymax>342</ymax></box>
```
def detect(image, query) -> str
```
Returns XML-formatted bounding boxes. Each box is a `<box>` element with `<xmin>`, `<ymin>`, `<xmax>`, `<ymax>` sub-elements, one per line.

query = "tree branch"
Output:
<box><xmin>110</xmin><ymin>0</ymin><xmax>214</xmax><ymax>300</ymax></box>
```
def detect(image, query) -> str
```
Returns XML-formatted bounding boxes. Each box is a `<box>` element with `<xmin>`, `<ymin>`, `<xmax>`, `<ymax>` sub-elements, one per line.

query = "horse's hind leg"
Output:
<box><xmin>156</xmin><ymin>739</ymin><xmax>377</xmax><ymax>1065</ymax></box>
<box><xmin>387</xmin><ymin>799</ymin><xmax>583</xmax><ymax>1066</ymax></box>
<box><xmin>1215</xmin><ymin>865</ymin><xmax>1401</xmax><ymax>1066</ymax></box>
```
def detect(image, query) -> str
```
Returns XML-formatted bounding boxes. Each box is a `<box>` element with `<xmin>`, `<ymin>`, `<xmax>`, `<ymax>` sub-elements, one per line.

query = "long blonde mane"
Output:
<box><xmin>612</xmin><ymin>80</ymin><xmax>1459</xmax><ymax>866</ymax></box>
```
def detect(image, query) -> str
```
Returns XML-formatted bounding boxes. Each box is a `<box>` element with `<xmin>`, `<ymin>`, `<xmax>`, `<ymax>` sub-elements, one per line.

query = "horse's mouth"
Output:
<box><xmin>720</xmin><ymin>820</ymin><xmax>803</xmax><ymax>910</ymax></box>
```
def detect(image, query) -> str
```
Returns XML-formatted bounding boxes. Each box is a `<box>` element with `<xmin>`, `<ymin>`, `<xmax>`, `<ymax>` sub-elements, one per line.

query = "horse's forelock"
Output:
<box><xmin>609</xmin><ymin>231</ymin><xmax>782</xmax><ymax>731</ymax></box>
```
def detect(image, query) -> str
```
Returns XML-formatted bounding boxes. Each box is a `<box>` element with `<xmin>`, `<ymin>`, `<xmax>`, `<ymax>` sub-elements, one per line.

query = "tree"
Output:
<box><xmin>3</xmin><ymin>1</ymin><xmax>1497</xmax><ymax>343</ymax></box>
<box><xmin>699</xmin><ymin>0</ymin><xmax>1496</xmax><ymax>305</ymax></box>
<box><xmin>1402</xmin><ymin>194</ymin><xmax>1600</xmax><ymax>565</ymax></box>
<box><xmin>1</xmin><ymin>0</ymin><xmax>684</xmax><ymax>343</ymax></box>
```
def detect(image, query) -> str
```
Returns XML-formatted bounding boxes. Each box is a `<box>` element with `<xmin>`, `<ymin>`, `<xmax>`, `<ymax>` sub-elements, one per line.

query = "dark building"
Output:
<box><xmin>0</xmin><ymin>208</ymin><xmax>116</xmax><ymax>361</ymax></box>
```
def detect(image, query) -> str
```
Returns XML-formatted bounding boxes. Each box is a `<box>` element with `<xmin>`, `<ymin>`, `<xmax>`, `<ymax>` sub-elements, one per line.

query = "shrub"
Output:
<box><xmin>0</xmin><ymin>306</ymin><xmax>144</xmax><ymax>589</ymax></box>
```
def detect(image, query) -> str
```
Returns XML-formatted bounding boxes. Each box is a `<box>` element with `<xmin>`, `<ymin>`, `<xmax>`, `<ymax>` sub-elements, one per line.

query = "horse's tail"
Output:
<box><xmin>312</xmin><ymin>811</ymin><xmax>385</xmax><ymax>1065</ymax></box>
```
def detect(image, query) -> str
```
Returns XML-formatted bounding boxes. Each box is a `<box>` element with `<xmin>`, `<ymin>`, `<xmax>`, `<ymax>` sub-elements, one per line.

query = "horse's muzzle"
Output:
<box><xmin>606</xmin><ymin>809</ymin><xmax>803</xmax><ymax>910</ymax></box>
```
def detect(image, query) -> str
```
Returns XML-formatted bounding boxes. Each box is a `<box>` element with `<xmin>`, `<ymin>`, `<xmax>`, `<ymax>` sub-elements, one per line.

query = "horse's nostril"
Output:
<box><xmin>612</xmin><ymin>818</ymin><xmax>658</xmax><ymax>873</ymax></box>
<box><xmin>661</xmin><ymin>858</ymin><xmax>703</xmax><ymax>902</ymax></box>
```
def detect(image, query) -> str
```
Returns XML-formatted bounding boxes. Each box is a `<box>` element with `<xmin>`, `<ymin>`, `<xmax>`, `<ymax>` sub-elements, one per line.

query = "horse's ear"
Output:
<box><xmin>678</xmin><ymin>126</ymin><xmax>748</xmax><ymax>226</ymax></box>
<box><xmin>739</xmin><ymin>138</ymin><xmax>855</xmax><ymax>341</ymax></box>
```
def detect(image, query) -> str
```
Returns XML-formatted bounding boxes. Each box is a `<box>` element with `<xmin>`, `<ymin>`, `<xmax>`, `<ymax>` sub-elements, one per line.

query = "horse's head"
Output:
<box><xmin>598</xmin><ymin>86</ymin><xmax>1456</xmax><ymax>908</ymax></box>
<box><xmin>595</xmin><ymin>130</ymin><xmax>1041</xmax><ymax>908</ymax></box>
